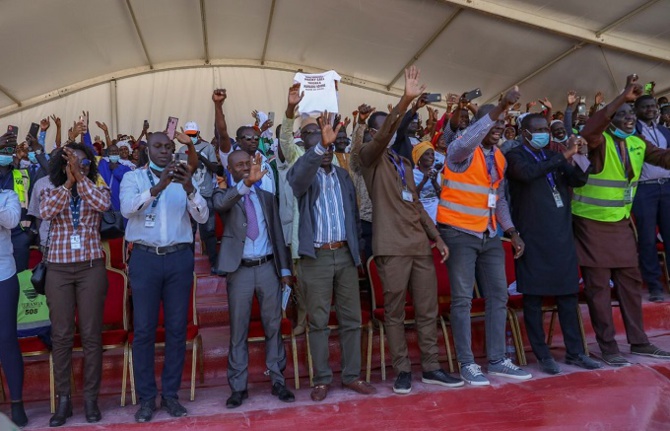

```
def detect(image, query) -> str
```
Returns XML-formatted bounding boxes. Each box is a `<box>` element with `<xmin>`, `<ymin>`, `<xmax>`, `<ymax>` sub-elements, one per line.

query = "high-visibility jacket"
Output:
<box><xmin>572</xmin><ymin>132</ymin><xmax>645</xmax><ymax>222</ymax></box>
<box><xmin>12</xmin><ymin>168</ymin><xmax>29</xmax><ymax>208</ymax></box>
<box><xmin>437</xmin><ymin>146</ymin><xmax>506</xmax><ymax>232</ymax></box>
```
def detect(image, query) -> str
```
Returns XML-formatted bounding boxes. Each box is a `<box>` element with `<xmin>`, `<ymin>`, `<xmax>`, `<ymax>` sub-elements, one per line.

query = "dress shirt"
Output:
<box><xmin>312</xmin><ymin>144</ymin><xmax>347</xmax><ymax>246</ymax></box>
<box><xmin>637</xmin><ymin>120</ymin><xmax>670</xmax><ymax>181</ymax></box>
<box><xmin>220</xmin><ymin>148</ymin><xmax>275</xmax><ymax>194</ymax></box>
<box><xmin>0</xmin><ymin>190</ymin><xmax>21</xmax><ymax>281</ymax></box>
<box><xmin>39</xmin><ymin>177</ymin><xmax>110</xmax><ymax>263</ymax></box>
<box><xmin>446</xmin><ymin>114</ymin><xmax>514</xmax><ymax>238</ymax></box>
<box><xmin>120</xmin><ymin>167</ymin><xmax>208</xmax><ymax>247</ymax></box>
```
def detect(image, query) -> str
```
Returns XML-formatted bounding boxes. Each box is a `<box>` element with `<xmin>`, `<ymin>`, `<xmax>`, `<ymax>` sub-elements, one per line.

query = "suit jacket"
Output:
<box><xmin>212</xmin><ymin>184</ymin><xmax>290</xmax><ymax>276</ymax></box>
<box><xmin>287</xmin><ymin>146</ymin><xmax>362</xmax><ymax>265</ymax></box>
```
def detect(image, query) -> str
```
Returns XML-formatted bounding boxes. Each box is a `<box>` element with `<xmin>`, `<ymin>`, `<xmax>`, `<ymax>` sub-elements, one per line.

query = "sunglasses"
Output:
<box><xmin>78</xmin><ymin>159</ymin><xmax>92</xmax><ymax>167</ymax></box>
<box><xmin>0</xmin><ymin>147</ymin><xmax>15</xmax><ymax>155</ymax></box>
<box><xmin>238</xmin><ymin>135</ymin><xmax>260</xmax><ymax>142</ymax></box>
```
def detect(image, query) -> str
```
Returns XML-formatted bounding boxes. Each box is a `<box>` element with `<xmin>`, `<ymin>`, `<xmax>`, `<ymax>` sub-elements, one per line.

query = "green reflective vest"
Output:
<box><xmin>16</xmin><ymin>270</ymin><xmax>51</xmax><ymax>334</ymax></box>
<box><xmin>572</xmin><ymin>132</ymin><xmax>645</xmax><ymax>222</ymax></box>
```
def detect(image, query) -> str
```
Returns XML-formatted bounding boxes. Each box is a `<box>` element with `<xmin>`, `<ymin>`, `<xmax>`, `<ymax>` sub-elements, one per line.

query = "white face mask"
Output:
<box><xmin>387</xmin><ymin>132</ymin><xmax>398</xmax><ymax>148</ymax></box>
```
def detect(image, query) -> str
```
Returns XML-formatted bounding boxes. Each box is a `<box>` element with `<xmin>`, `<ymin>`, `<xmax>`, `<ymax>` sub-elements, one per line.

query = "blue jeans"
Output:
<box><xmin>632</xmin><ymin>181</ymin><xmax>670</xmax><ymax>295</ymax></box>
<box><xmin>439</xmin><ymin>226</ymin><xmax>508</xmax><ymax>364</ymax></box>
<box><xmin>129</xmin><ymin>247</ymin><xmax>194</xmax><ymax>402</ymax></box>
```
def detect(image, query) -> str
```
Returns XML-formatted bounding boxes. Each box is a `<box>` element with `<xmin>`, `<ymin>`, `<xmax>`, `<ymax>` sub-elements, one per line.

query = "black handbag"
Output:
<box><xmin>30</xmin><ymin>222</ymin><xmax>52</xmax><ymax>295</ymax></box>
<box><xmin>100</xmin><ymin>210</ymin><xmax>125</xmax><ymax>239</ymax></box>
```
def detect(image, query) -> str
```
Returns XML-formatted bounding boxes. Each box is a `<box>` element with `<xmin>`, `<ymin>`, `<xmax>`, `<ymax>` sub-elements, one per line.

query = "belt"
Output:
<box><xmin>134</xmin><ymin>243</ymin><xmax>191</xmax><ymax>256</ymax></box>
<box><xmin>317</xmin><ymin>241</ymin><xmax>347</xmax><ymax>251</ymax></box>
<box><xmin>639</xmin><ymin>178</ymin><xmax>669</xmax><ymax>185</ymax></box>
<box><xmin>240</xmin><ymin>254</ymin><xmax>273</xmax><ymax>268</ymax></box>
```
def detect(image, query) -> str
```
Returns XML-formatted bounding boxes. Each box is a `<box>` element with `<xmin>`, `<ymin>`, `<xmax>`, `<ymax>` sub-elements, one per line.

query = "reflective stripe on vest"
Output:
<box><xmin>571</xmin><ymin>132</ymin><xmax>645</xmax><ymax>222</ymax></box>
<box><xmin>437</xmin><ymin>146</ymin><xmax>506</xmax><ymax>232</ymax></box>
<box><xmin>12</xmin><ymin>169</ymin><xmax>29</xmax><ymax>207</ymax></box>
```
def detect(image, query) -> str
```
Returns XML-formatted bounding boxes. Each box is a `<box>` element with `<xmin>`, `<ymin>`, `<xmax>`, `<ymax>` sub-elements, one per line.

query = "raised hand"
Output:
<box><xmin>260</xmin><ymin>119</ymin><xmax>273</xmax><ymax>132</ymax></box>
<box><xmin>623</xmin><ymin>74</ymin><xmax>643</xmax><ymax>102</ymax></box>
<box><xmin>317</xmin><ymin>110</ymin><xmax>342</xmax><ymax>147</ymax></box>
<box><xmin>0</xmin><ymin>132</ymin><xmax>17</xmax><ymax>148</ymax></box>
<box><xmin>501</xmin><ymin>86</ymin><xmax>521</xmax><ymax>109</ymax></box>
<box><xmin>413</xmin><ymin>93</ymin><xmax>428</xmax><ymax>111</ymax></box>
<box><xmin>539</xmin><ymin>97</ymin><xmax>552</xmax><ymax>110</ymax></box>
<box><xmin>174</xmin><ymin>131</ymin><xmax>193</xmax><ymax>145</ymax></box>
<box><xmin>212</xmin><ymin>88</ymin><xmax>227</xmax><ymax>106</ymax></box>
<box><xmin>285</xmin><ymin>83</ymin><xmax>304</xmax><ymax>119</ymax></box>
<box><xmin>68</xmin><ymin>121</ymin><xmax>84</xmax><ymax>141</ymax></box>
<box><xmin>512</xmin><ymin>102</ymin><xmax>522</xmax><ymax>111</ymax></box>
<box><xmin>50</xmin><ymin>115</ymin><xmax>61</xmax><ymax>128</ymax></box>
<box><xmin>563</xmin><ymin>135</ymin><xmax>585</xmax><ymax>158</ymax></box>
<box><xmin>357</xmin><ymin>104</ymin><xmax>376</xmax><ymax>124</ymax></box>
<box><xmin>244</xmin><ymin>153</ymin><xmax>268</xmax><ymax>187</ymax></box>
<box><xmin>594</xmin><ymin>91</ymin><xmax>604</xmax><ymax>105</ymax></box>
<box><xmin>251</xmin><ymin>110</ymin><xmax>260</xmax><ymax>126</ymax></box>
<box><xmin>404</xmin><ymin>65</ymin><xmax>426</xmax><ymax>100</ymax></box>
<box><xmin>567</xmin><ymin>90</ymin><xmax>578</xmax><ymax>107</ymax></box>
<box><xmin>343</xmin><ymin>117</ymin><xmax>351</xmax><ymax>129</ymax></box>
<box><xmin>526</xmin><ymin>100</ymin><xmax>537</xmax><ymax>111</ymax></box>
<box><xmin>26</xmin><ymin>134</ymin><xmax>41</xmax><ymax>151</ymax></box>
<box><xmin>95</xmin><ymin>121</ymin><xmax>108</xmax><ymax>133</ymax></box>
<box><xmin>387</xmin><ymin>103</ymin><xmax>394</xmax><ymax>112</ymax></box>
<box><xmin>62</xmin><ymin>146</ymin><xmax>84</xmax><ymax>181</ymax></box>
<box><xmin>40</xmin><ymin>118</ymin><xmax>50</xmax><ymax>131</ymax></box>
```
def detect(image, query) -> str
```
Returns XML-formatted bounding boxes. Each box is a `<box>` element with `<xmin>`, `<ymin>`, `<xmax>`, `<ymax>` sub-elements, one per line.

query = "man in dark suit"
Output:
<box><xmin>287</xmin><ymin>113</ymin><xmax>376</xmax><ymax>402</ymax></box>
<box><xmin>212</xmin><ymin>150</ymin><xmax>295</xmax><ymax>408</ymax></box>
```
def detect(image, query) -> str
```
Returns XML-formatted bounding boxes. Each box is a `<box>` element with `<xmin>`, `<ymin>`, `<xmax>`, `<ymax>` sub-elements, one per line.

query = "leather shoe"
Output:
<box><xmin>272</xmin><ymin>383</ymin><xmax>295</xmax><ymax>403</ymax></box>
<box><xmin>134</xmin><ymin>399</ymin><xmax>156</xmax><ymax>423</ymax></box>
<box><xmin>342</xmin><ymin>380</ymin><xmax>377</xmax><ymax>395</ymax></box>
<box><xmin>310</xmin><ymin>384</ymin><xmax>330</xmax><ymax>402</ymax></box>
<box><xmin>161</xmin><ymin>397</ymin><xmax>187</xmax><ymax>417</ymax></box>
<box><xmin>49</xmin><ymin>394</ymin><xmax>73</xmax><ymax>427</ymax></box>
<box><xmin>566</xmin><ymin>353</ymin><xmax>603</xmax><ymax>370</ymax></box>
<box><xmin>10</xmin><ymin>401</ymin><xmax>28</xmax><ymax>427</ymax></box>
<box><xmin>226</xmin><ymin>390</ymin><xmax>248</xmax><ymax>409</ymax></box>
<box><xmin>539</xmin><ymin>357</ymin><xmax>561</xmax><ymax>375</ymax></box>
<box><xmin>84</xmin><ymin>398</ymin><xmax>102</xmax><ymax>423</ymax></box>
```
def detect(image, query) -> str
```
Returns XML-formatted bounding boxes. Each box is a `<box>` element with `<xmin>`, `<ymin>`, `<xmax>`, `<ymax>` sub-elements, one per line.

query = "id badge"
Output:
<box><xmin>282</xmin><ymin>285</ymin><xmax>292</xmax><ymax>311</ymax></box>
<box><xmin>487</xmin><ymin>193</ymin><xmax>497</xmax><ymax>209</ymax></box>
<box><xmin>70</xmin><ymin>234</ymin><xmax>81</xmax><ymax>250</ymax></box>
<box><xmin>402</xmin><ymin>189</ymin><xmax>414</xmax><ymax>202</ymax></box>
<box><xmin>623</xmin><ymin>186</ymin><xmax>633</xmax><ymax>204</ymax></box>
<box><xmin>552</xmin><ymin>189</ymin><xmax>564</xmax><ymax>208</ymax></box>
<box><xmin>145</xmin><ymin>213</ymin><xmax>156</xmax><ymax>228</ymax></box>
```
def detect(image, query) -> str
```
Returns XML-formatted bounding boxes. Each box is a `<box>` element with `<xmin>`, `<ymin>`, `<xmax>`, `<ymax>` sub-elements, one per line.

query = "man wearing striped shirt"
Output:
<box><xmin>288</xmin><ymin>113</ymin><xmax>375</xmax><ymax>402</ymax></box>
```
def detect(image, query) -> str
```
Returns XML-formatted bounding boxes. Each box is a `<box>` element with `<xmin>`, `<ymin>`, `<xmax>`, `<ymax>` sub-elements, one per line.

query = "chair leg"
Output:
<box><xmin>379</xmin><ymin>323</ymin><xmax>386</xmax><ymax>381</ymax></box>
<box><xmin>546</xmin><ymin>309</ymin><xmax>557</xmax><ymax>347</ymax></box>
<box><xmin>128</xmin><ymin>347</ymin><xmax>136</xmax><ymax>405</ymax></box>
<box><xmin>198</xmin><ymin>335</ymin><xmax>205</xmax><ymax>384</ymax></box>
<box><xmin>305</xmin><ymin>327</ymin><xmax>314</xmax><ymax>387</ymax></box>
<box><xmin>507</xmin><ymin>309</ymin><xmax>527</xmax><ymax>366</ymax></box>
<box><xmin>49</xmin><ymin>353</ymin><xmax>55</xmax><ymax>414</ymax></box>
<box><xmin>290</xmin><ymin>333</ymin><xmax>300</xmax><ymax>390</ymax></box>
<box><xmin>0</xmin><ymin>369</ymin><xmax>6</xmax><ymax>402</ymax></box>
<box><xmin>121</xmin><ymin>343</ymin><xmax>129</xmax><ymax>406</ymax></box>
<box><xmin>190</xmin><ymin>341</ymin><xmax>197</xmax><ymax>401</ymax></box>
<box><xmin>366</xmin><ymin>322</ymin><xmax>373</xmax><ymax>383</ymax></box>
<box><xmin>576</xmin><ymin>304</ymin><xmax>589</xmax><ymax>356</ymax></box>
<box><xmin>439</xmin><ymin>316</ymin><xmax>454</xmax><ymax>373</ymax></box>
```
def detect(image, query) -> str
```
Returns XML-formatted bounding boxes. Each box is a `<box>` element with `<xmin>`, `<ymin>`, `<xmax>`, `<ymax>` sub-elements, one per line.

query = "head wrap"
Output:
<box><xmin>431</xmin><ymin>131</ymin><xmax>444</xmax><ymax>148</ymax></box>
<box><xmin>412</xmin><ymin>140</ymin><xmax>434</xmax><ymax>165</ymax></box>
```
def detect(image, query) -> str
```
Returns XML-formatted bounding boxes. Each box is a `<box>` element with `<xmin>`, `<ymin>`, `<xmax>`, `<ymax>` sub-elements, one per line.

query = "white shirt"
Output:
<box><xmin>120</xmin><ymin>167</ymin><xmax>208</xmax><ymax>247</ymax></box>
<box><xmin>293</xmin><ymin>70</ymin><xmax>341</xmax><ymax>115</ymax></box>
<box><xmin>219</xmin><ymin>149</ymin><xmax>276</xmax><ymax>194</ymax></box>
<box><xmin>0</xmin><ymin>190</ymin><xmax>21</xmax><ymax>281</ymax></box>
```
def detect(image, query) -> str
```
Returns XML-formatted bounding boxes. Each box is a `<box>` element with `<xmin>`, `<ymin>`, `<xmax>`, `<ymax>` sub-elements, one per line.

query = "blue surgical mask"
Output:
<box><xmin>109</xmin><ymin>155</ymin><xmax>120</xmax><ymax>163</ymax></box>
<box><xmin>0</xmin><ymin>155</ymin><xmax>13</xmax><ymax>166</ymax></box>
<box><xmin>28</xmin><ymin>151</ymin><xmax>37</xmax><ymax>163</ymax></box>
<box><xmin>149</xmin><ymin>160</ymin><xmax>164</xmax><ymax>172</ymax></box>
<box><xmin>526</xmin><ymin>132</ymin><xmax>550</xmax><ymax>149</ymax></box>
<box><xmin>554</xmin><ymin>135</ymin><xmax>568</xmax><ymax>143</ymax></box>
<box><xmin>190</xmin><ymin>137</ymin><xmax>198</xmax><ymax>145</ymax></box>
<box><xmin>609</xmin><ymin>124</ymin><xmax>633</xmax><ymax>139</ymax></box>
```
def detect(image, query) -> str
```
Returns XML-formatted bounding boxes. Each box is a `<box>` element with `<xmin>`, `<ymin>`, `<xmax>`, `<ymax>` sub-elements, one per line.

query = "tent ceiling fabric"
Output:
<box><xmin>0</xmin><ymin>0</ymin><xmax>669</xmax><ymax>119</ymax></box>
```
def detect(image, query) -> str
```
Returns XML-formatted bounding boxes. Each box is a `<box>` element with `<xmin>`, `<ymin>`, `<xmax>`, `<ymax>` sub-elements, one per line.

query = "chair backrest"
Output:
<box><xmin>104</xmin><ymin>267</ymin><xmax>129</xmax><ymax>330</ymax></box>
<box><xmin>501</xmin><ymin>239</ymin><xmax>516</xmax><ymax>285</ymax></box>
<box><xmin>102</xmin><ymin>238</ymin><xmax>126</xmax><ymax>270</ymax></box>
<box><xmin>157</xmin><ymin>272</ymin><xmax>197</xmax><ymax>327</ymax></box>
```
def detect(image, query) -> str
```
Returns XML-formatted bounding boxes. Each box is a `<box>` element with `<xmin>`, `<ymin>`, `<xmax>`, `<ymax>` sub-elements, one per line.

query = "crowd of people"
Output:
<box><xmin>0</xmin><ymin>66</ymin><xmax>669</xmax><ymax>428</ymax></box>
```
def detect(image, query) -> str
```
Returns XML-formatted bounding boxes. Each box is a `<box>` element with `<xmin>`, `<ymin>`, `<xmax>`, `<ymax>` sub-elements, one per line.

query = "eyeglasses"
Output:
<box><xmin>238</xmin><ymin>135</ymin><xmax>260</xmax><ymax>142</ymax></box>
<box><xmin>80</xmin><ymin>159</ymin><xmax>92</xmax><ymax>167</ymax></box>
<box><xmin>0</xmin><ymin>147</ymin><xmax>15</xmax><ymax>155</ymax></box>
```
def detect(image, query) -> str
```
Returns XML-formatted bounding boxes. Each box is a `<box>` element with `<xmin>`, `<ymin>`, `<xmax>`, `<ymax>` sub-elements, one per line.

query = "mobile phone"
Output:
<box><xmin>447</xmin><ymin>93</ymin><xmax>460</xmax><ymax>104</ymax></box>
<box><xmin>173</xmin><ymin>152</ymin><xmax>188</xmax><ymax>165</ymax></box>
<box><xmin>7</xmin><ymin>125</ymin><xmax>18</xmax><ymax>135</ymax></box>
<box><xmin>577</xmin><ymin>103</ymin><xmax>587</xmax><ymax>117</ymax></box>
<box><xmin>29</xmin><ymin>123</ymin><xmax>40</xmax><ymax>139</ymax></box>
<box><xmin>433</xmin><ymin>162</ymin><xmax>444</xmax><ymax>172</ymax></box>
<box><xmin>143</xmin><ymin>119</ymin><xmax>149</xmax><ymax>130</ymax></box>
<box><xmin>166</xmin><ymin>116</ymin><xmax>179</xmax><ymax>140</ymax></box>
<box><xmin>424</xmin><ymin>93</ymin><xmax>442</xmax><ymax>103</ymax></box>
<box><xmin>463</xmin><ymin>88</ymin><xmax>482</xmax><ymax>102</ymax></box>
<box><xmin>268</xmin><ymin>111</ymin><xmax>275</xmax><ymax>124</ymax></box>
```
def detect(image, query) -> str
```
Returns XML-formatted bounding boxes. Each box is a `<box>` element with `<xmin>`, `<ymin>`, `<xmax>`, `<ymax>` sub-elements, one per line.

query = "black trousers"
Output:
<box><xmin>523</xmin><ymin>293</ymin><xmax>584</xmax><ymax>360</ymax></box>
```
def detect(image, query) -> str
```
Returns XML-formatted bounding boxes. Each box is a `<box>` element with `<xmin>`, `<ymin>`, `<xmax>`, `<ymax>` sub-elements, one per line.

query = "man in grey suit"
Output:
<box><xmin>288</xmin><ymin>113</ymin><xmax>376</xmax><ymax>402</ymax></box>
<box><xmin>212</xmin><ymin>150</ymin><xmax>295</xmax><ymax>408</ymax></box>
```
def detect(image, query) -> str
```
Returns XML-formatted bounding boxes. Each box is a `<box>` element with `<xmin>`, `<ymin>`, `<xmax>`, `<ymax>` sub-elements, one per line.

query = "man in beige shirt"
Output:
<box><xmin>359</xmin><ymin>67</ymin><xmax>462</xmax><ymax>394</ymax></box>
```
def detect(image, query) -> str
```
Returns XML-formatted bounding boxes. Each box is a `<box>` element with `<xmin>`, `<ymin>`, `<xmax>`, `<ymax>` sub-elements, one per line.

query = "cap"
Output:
<box><xmin>184</xmin><ymin>121</ymin><xmax>200</xmax><ymax>134</ymax></box>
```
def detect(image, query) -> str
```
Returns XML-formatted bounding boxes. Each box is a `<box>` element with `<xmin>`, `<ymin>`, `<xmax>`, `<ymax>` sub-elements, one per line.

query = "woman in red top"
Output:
<box><xmin>39</xmin><ymin>143</ymin><xmax>110</xmax><ymax>427</ymax></box>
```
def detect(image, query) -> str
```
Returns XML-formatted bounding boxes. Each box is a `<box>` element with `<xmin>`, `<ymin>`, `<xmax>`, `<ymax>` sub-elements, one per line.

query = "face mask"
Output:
<box><xmin>28</xmin><ymin>151</ymin><xmax>37</xmax><ymax>163</ymax></box>
<box><xmin>19</xmin><ymin>160</ymin><xmax>31</xmax><ymax>169</ymax></box>
<box><xmin>526</xmin><ymin>132</ymin><xmax>550</xmax><ymax>149</ymax></box>
<box><xmin>609</xmin><ymin>124</ymin><xmax>633</xmax><ymax>139</ymax></box>
<box><xmin>554</xmin><ymin>135</ymin><xmax>568</xmax><ymax>143</ymax></box>
<box><xmin>190</xmin><ymin>137</ymin><xmax>198</xmax><ymax>145</ymax></box>
<box><xmin>109</xmin><ymin>155</ymin><xmax>120</xmax><ymax>163</ymax></box>
<box><xmin>387</xmin><ymin>132</ymin><xmax>398</xmax><ymax>148</ymax></box>
<box><xmin>0</xmin><ymin>155</ymin><xmax>13</xmax><ymax>166</ymax></box>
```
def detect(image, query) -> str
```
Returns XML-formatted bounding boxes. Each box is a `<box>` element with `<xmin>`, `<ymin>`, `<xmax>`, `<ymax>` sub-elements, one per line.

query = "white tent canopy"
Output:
<box><xmin>1</xmin><ymin>0</ymin><xmax>668</xmax><ymax>147</ymax></box>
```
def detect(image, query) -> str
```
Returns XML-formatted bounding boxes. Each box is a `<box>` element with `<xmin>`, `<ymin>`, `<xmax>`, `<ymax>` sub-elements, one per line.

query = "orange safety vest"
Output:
<box><xmin>437</xmin><ymin>146</ymin><xmax>506</xmax><ymax>232</ymax></box>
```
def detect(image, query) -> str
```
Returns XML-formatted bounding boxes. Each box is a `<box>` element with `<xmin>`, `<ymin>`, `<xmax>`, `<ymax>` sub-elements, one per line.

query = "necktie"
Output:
<box><xmin>244</xmin><ymin>194</ymin><xmax>259</xmax><ymax>241</ymax></box>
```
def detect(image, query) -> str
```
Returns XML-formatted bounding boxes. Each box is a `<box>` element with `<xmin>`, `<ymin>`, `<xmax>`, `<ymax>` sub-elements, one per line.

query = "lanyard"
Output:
<box><xmin>388</xmin><ymin>150</ymin><xmax>407</xmax><ymax>187</ymax></box>
<box><xmin>146</xmin><ymin>169</ymin><xmax>162</xmax><ymax>209</ymax></box>
<box><xmin>70</xmin><ymin>196</ymin><xmax>81</xmax><ymax>231</ymax></box>
<box><xmin>613</xmin><ymin>140</ymin><xmax>630</xmax><ymax>174</ymax></box>
<box><xmin>522</xmin><ymin>146</ymin><xmax>557</xmax><ymax>189</ymax></box>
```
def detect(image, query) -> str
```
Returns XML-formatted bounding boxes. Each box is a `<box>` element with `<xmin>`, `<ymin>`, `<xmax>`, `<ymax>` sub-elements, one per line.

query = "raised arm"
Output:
<box><xmin>349</xmin><ymin>104</ymin><xmax>374</xmax><ymax>174</ymax></box>
<box><xmin>280</xmin><ymin>83</ymin><xmax>305</xmax><ymax>165</ymax></box>
<box><xmin>51</xmin><ymin>115</ymin><xmax>62</xmax><ymax>148</ymax></box>
<box><xmin>213</xmin><ymin>89</ymin><xmax>232</xmax><ymax>154</ymax></box>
